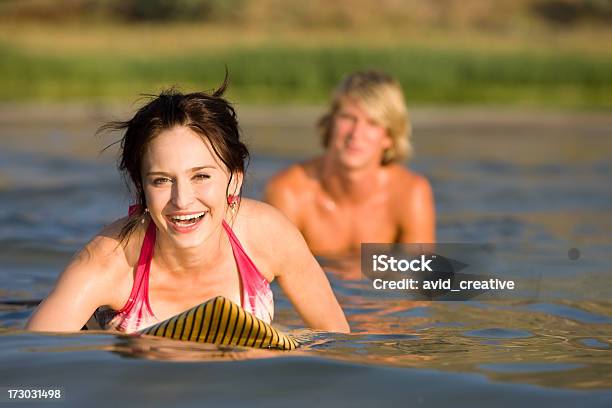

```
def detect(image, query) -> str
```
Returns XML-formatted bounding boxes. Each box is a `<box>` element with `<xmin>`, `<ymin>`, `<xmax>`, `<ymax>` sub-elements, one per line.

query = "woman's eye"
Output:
<box><xmin>152</xmin><ymin>177</ymin><xmax>171</xmax><ymax>185</ymax></box>
<box><xmin>194</xmin><ymin>173</ymin><xmax>210</xmax><ymax>181</ymax></box>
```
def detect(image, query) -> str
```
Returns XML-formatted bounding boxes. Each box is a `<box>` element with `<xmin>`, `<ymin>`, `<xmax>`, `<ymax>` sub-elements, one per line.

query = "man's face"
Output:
<box><xmin>328</xmin><ymin>98</ymin><xmax>392</xmax><ymax>170</ymax></box>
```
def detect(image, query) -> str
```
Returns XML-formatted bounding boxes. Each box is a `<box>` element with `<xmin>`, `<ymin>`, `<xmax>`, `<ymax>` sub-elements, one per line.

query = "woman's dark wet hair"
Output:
<box><xmin>100</xmin><ymin>75</ymin><xmax>249</xmax><ymax>243</ymax></box>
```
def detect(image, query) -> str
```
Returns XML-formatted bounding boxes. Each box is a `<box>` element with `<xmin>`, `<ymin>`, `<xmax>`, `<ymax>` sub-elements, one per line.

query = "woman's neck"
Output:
<box><xmin>153</xmin><ymin>222</ymin><xmax>229</xmax><ymax>277</ymax></box>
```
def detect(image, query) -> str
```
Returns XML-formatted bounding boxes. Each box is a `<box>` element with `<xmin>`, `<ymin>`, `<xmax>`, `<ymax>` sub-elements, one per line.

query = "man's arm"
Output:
<box><xmin>398</xmin><ymin>174</ymin><xmax>436</xmax><ymax>243</ymax></box>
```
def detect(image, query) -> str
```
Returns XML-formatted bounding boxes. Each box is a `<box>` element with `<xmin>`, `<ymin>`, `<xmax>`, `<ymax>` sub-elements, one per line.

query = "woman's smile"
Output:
<box><xmin>165</xmin><ymin>210</ymin><xmax>209</xmax><ymax>233</ymax></box>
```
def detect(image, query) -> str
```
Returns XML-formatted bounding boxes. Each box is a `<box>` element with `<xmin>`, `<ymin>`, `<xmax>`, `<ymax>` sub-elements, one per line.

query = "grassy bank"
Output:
<box><xmin>2</xmin><ymin>42</ymin><xmax>611</xmax><ymax>109</ymax></box>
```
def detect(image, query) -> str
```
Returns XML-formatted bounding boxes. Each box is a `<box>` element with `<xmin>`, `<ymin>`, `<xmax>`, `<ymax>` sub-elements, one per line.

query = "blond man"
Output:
<box><xmin>265</xmin><ymin>70</ymin><xmax>435</xmax><ymax>257</ymax></box>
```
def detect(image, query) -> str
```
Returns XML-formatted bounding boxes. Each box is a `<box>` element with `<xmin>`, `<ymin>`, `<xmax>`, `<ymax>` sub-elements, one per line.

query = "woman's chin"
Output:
<box><xmin>163</xmin><ymin>217</ymin><xmax>210</xmax><ymax>248</ymax></box>
<box><xmin>167</xmin><ymin>233</ymin><xmax>207</xmax><ymax>250</ymax></box>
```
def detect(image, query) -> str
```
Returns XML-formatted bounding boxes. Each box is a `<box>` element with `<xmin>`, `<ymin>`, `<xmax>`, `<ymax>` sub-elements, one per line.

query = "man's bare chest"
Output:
<box><xmin>300</xmin><ymin>200</ymin><xmax>398</xmax><ymax>255</ymax></box>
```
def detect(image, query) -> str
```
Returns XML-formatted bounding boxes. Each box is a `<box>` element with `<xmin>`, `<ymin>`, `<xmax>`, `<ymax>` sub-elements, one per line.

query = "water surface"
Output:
<box><xmin>0</xmin><ymin>107</ymin><xmax>611</xmax><ymax>406</ymax></box>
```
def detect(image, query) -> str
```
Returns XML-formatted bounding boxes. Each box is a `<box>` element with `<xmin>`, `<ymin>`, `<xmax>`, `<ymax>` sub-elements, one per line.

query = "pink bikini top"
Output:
<box><xmin>91</xmin><ymin>206</ymin><xmax>274</xmax><ymax>333</ymax></box>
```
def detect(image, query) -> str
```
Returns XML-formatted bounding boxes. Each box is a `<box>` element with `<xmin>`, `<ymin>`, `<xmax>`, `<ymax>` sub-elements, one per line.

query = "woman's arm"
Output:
<box><xmin>252</xmin><ymin>203</ymin><xmax>350</xmax><ymax>333</ymax></box>
<box><xmin>26</xmin><ymin>233</ymin><xmax>126</xmax><ymax>332</ymax></box>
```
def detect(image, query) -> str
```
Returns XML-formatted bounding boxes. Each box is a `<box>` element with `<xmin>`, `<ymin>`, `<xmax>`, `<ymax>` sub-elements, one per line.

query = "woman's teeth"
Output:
<box><xmin>170</xmin><ymin>212</ymin><xmax>206</xmax><ymax>225</ymax></box>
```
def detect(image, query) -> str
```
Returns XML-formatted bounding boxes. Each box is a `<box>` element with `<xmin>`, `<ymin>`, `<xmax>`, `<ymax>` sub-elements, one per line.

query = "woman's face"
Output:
<box><xmin>141</xmin><ymin>125</ymin><xmax>240</xmax><ymax>249</ymax></box>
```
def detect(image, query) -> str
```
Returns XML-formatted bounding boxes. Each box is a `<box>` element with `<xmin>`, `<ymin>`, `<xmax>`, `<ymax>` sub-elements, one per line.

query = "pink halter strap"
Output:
<box><xmin>116</xmin><ymin>205</ymin><xmax>155</xmax><ymax>319</ymax></box>
<box><xmin>222</xmin><ymin>219</ymin><xmax>265</xmax><ymax>313</ymax></box>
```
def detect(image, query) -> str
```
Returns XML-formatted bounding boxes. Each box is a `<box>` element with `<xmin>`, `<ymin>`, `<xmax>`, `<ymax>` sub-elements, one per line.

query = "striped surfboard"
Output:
<box><xmin>138</xmin><ymin>296</ymin><xmax>299</xmax><ymax>350</ymax></box>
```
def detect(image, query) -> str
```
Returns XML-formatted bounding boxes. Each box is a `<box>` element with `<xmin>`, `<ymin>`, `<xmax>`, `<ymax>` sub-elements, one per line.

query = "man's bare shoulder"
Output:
<box><xmin>386</xmin><ymin>164</ymin><xmax>433</xmax><ymax>195</ymax></box>
<box><xmin>264</xmin><ymin>158</ymin><xmax>323</xmax><ymax>225</ymax></box>
<box><xmin>385</xmin><ymin>164</ymin><xmax>436</xmax><ymax>242</ymax></box>
<box><xmin>266</xmin><ymin>158</ymin><xmax>322</xmax><ymax>196</ymax></box>
<box><xmin>385</xmin><ymin>164</ymin><xmax>435</xmax><ymax>221</ymax></box>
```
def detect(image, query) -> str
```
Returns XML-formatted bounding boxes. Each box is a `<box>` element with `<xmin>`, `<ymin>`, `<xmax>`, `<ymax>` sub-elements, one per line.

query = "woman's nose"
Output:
<box><xmin>171</xmin><ymin>178</ymin><xmax>195</xmax><ymax>208</ymax></box>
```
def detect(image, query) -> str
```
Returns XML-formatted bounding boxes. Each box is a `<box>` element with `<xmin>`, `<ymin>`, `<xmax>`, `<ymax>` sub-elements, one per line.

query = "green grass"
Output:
<box><xmin>2</xmin><ymin>44</ymin><xmax>612</xmax><ymax>108</ymax></box>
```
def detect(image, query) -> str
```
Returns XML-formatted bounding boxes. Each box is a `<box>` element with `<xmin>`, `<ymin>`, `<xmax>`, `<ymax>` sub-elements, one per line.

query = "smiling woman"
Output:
<box><xmin>25</xmin><ymin>75</ymin><xmax>350</xmax><ymax>335</ymax></box>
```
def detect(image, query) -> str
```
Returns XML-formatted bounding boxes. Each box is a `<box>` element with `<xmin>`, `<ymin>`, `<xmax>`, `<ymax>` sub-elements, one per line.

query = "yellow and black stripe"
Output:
<box><xmin>138</xmin><ymin>296</ymin><xmax>299</xmax><ymax>350</ymax></box>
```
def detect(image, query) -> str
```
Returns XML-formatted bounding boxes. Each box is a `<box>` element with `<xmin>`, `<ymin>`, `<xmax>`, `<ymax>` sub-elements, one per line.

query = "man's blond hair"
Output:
<box><xmin>318</xmin><ymin>70</ymin><xmax>412</xmax><ymax>165</ymax></box>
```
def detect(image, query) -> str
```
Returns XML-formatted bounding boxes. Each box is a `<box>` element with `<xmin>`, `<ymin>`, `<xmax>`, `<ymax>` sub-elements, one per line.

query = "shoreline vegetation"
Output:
<box><xmin>2</xmin><ymin>0</ymin><xmax>612</xmax><ymax>109</ymax></box>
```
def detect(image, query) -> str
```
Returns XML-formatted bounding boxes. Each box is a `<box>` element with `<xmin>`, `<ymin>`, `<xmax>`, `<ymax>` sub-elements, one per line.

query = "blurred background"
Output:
<box><xmin>1</xmin><ymin>0</ymin><xmax>610</xmax><ymax>241</ymax></box>
<box><xmin>1</xmin><ymin>1</ymin><xmax>611</xmax><ymax>400</ymax></box>
<box><xmin>1</xmin><ymin>0</ymin><xmax>611</xmax><ymax>107</ymax></box>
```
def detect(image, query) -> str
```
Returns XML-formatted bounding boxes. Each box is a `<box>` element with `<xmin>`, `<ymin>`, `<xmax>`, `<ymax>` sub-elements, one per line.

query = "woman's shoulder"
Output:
<box><xmin>76</xmin><ymin>216</ymin><xmax>145</xmax><ymax>278</ymax></box>
<box><xmin>52</xmin><ymin>216</ymin><xmax>144</xmax><ymax>310</ymax></box>
<box><xmin>234</xmin><ymin>199</ymin><xmax>299</xmax><ymax>243</ymax></box>
<box><xmin>232</xmin><ymin>198</ymin><xmax>304</xmax><ymax>278</ymax></box>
